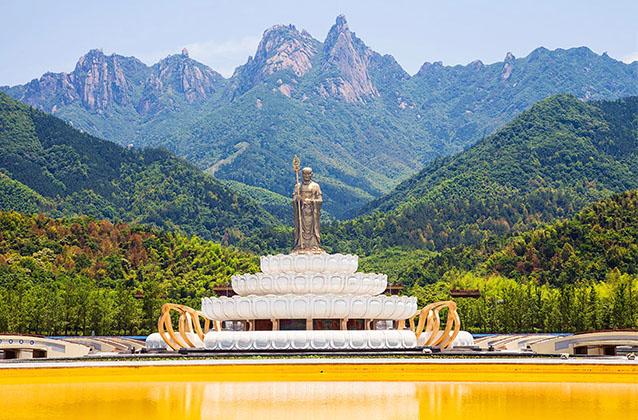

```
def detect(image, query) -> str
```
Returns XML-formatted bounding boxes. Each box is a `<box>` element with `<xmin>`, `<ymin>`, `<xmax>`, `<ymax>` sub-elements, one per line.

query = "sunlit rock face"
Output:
<box><xmin>10</xmin><ymin>49</ymin><xmax>224</xmax><ymax>117</ymax></box>
<box><xmin>10</xmin><ymin>49</ymin><xmax>146</xmax><ymax>113</ymax></box>
<box><xmin>138</xmin><ymin>52</ymin><xmax>224</xmax><ymax>114</ymax></box>
<box><xmin>71</xmin><ymin>49</ymin><xmax>146</xmax><ymax>112</ymax></box>
<box><xmin>228</xmin><ymin>24</ymin><xmax>320</xmax><ymax>98</ymax></box>
<box><xmin>318</xmin><ymin>15</ymin><xmax>378</xmax><ymax>104</ymax></box>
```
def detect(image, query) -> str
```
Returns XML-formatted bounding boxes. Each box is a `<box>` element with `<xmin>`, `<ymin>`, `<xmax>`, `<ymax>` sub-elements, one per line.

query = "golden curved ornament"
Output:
<box><xmin>408</xmin><ymin>300</ymin><xmax>461</xmax><ymax>350</ymax></box>
<box><xmin>156</xmin><ymin>301</ymin><xmax>460</xmax><ymax>351</ymax></box>
<box><xmin>157</xmin><ymin>303</ymin><xmax>219</xmax><ymax>351</ymax></box>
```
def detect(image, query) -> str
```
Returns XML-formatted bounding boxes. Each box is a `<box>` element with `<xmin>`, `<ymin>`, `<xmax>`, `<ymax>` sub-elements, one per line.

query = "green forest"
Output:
<box><xmin>235</xmin><ymin>95</ymin><xmax>638</xmax><ymax>258</ymax></box>
<box><xmin>347</xmin><ymin>95</ymin><xmax>638</xmax><ymax>252</ymax></box>
<box><xmin>0</xmin><ymin>92</ymin><xmax>278</xmax><ymax>242</ymax></box>
<box><xmin>0</xmin><ymin>212</ymin><xmax>258</xmax><ymax>335</ymax></box>
<box><xmin>404</xmin><ymin>190</ymin><xmax>638</xmax><ymax>333</ymax></box>
<box><xmin>0</xmin><ymin>190</ymin><xmax>635</xmax><ymax>335</ymax></box>
<box><xmin>0</xmin><ymin>91</ymin><xmax>636</xmax><ymax>336</ymax></box>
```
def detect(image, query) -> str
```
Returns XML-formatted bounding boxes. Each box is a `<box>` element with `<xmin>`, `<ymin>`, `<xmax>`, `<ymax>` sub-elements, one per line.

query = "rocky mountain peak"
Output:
<box><xmin>416</xmin><ymin>61</ymin><xmax>444</xmax><ymax>77</ymax></box>
<box><xmin>71</xmin><ymin>50</ymin><xmax>147</xmax><ymax>112</ymax></box>
<box><xmin>229</xmin><ymin>23</ymin><xmax>320</xmax><ymax>98</ymax></box>
<box><xmin>252</xmin><ymin>24</ymin><xmax>318</xmax><ymax>77</ymax></box>
<box><xmin>138</xmin><ymin>53</ymin><xmax>224</xmax><ymax>113</ymax></box>
<box><xmin>319</xmin><ymin>15</ymin><xmax>378</xmax><ymax>104</ymax></box>
<box><xmin>501</xmin><ymin>52</ymin><xmax>516</xmax><ymax>80</ymax></box>
<box><xmin>470</xmin><ymin>59</ymin><xmax>484</xmax><ymax>70</ymax></box>
<box><xmin>324</xmin><ymin>14</ymin><xmax>349</xmax><ymax>49</ymax></box>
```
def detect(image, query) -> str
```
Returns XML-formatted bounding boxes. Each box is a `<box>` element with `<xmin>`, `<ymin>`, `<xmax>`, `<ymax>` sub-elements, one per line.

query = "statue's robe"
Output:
<box><xmin>292</xmin><ymin>181</ymin><xmax>322</xmax><ymax>250</ymax></box>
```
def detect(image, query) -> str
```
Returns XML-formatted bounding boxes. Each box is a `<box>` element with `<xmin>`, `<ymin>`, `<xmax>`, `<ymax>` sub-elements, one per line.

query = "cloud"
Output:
<box><xmin>136</xmin><ymin>35</ymin><xmax>261</xmax><ymax>77</ymax></box>
<box><xmin>184</xmin><ymin>36</ymin><xmax>261</xmax><ymax>76</ymax></box>
<box><xmin>619</xmin><ymin>51</ymin><xmax>638</xmax><ymax>64</ymax></box>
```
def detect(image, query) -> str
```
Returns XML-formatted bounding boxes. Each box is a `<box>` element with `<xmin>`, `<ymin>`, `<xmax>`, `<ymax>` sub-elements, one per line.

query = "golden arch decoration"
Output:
<box><xmin>408</xmin><ymin>300</ymin><xmax>461</xmax><ymax>349</ymax></box>
<box><xmin>157</xmin><ymin>303</ymin><xmax>220</xmax><ymax>351</ymax></box>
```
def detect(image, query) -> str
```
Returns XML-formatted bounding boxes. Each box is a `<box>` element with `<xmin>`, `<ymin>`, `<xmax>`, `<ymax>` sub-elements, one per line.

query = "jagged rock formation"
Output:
<box><xmin>1</xmin><ymin>15</ymin><xmax>636</xmax><ymax>219</ymax></box>
<box><xmin>4</xmin><ymin>48</ymin><xmax>225</xmax><ymax>117</ymax></box>
<box><xmin>501</xmin><ymin>52</ymin><xmax>515</xmax><ymax>80</ymax></box>
<box><xmin>72</xmin><ymin>49</ymin><xmax>146</xmax><ymax>112</ymax></box>
<box><xmin>139</xmin><ymin>53</ymin><xmax>224</xmax><ymax>114</ymax></box>
<box><xmin>318</xmin><ymin>15</ymin><xmax>379</xmax><ymax>103</ymax></box>
<box><xmin>7</xmin><ymin>50</ymin><xmax>147</xmax><ymax>114</ymax></box>
<box><xmin>230</xmin><ymin>24</ymin><xmax>320</xmax><ymax>98</ymax></box>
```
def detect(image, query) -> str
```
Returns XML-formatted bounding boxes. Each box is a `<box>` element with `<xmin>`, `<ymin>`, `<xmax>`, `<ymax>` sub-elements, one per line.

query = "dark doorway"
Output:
<box><xmin>603</xmin><ymin>346</ymin><xmax>616</xmax><ymax>356</ymax></box>
<box><xmin>33</xmin><ymin>349</ymin><xmax>47</xmax><ymax>358</ymax></box>
<box><xmin>3</xmin><ymin>349</ymin><xmax>19</xmax><ymax>359</ymax></box>
<box><xmin>313</xmin><ymin>319</ymin><xmax>340</xmax><ymax>330</ymax></box>
<box><xmin>254</xmin><ymin>320</ymin><xmax>273</xmax><ymax>331</ymax></box>
<box><xmin>347</xmin><ymin>319</ymin><xmax>365</xmax><ymax>330</ymax></box>
<box><xmin>279</xmin><ymin>319</ymin><xmax>306</xmax><ymax>330</ymax></box>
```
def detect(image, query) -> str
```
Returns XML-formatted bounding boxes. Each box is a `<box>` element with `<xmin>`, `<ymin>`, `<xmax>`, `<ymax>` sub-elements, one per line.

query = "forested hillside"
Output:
<box><xmin>1</xmin><ymin>191</ymin><xmax>635</xmax><ymax>335</ymax></box>
<box><xmin>401</xmin><ymin>190</ymin><xmax>638</xmax><ymax>333</ymax></box>
<box><xmin>0</xmin><ymin>92</ymin><xmax>278</xmax><ymax>241</ymax></box>
<box><xmin>3</xmin><ymin>16</ymin><xmax>636</xmax><ymax>218</ymax></box>
<box><xmin>315</xmin><ymin>95</ymin><xmax>637</xmax><ymax>254</ymax></box>
<box><xmin>0</xmin><ymin>212</ymin><xmax>258</xmax><ymax>335</ymax></box>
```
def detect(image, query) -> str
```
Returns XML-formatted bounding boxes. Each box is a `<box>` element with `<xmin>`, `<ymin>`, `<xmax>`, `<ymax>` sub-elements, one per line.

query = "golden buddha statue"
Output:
<box><xmin>292</xmin><ymin>165</ymin><xmax>323</xmax><ymax>252</ymax></box>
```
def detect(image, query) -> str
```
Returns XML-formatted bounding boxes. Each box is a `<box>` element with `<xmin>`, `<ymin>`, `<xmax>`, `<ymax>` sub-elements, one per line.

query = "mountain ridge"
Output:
<box><xmin>2</xmin><ymin>16</ymin><xmax>636</xmax><ymax>218</ymax></box>
<box><xmin>314</xmin><ymin>94</ymin><xmax>638</xmax><ymax>254</ymax></box>
<box><xmin>0</xmin><ymin>92</ymin><xmax>278</xmax><ymax>241</ymax></box>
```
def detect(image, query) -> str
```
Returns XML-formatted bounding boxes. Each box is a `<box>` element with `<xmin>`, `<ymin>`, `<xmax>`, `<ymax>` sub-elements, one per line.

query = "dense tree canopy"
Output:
<box><xmin>0</xmin><ymin>212</ymin><xmax>258</xmax><ymax>335</ymax></box>
<box><xmin>0</xmin><ymin>92</ymin><xmax>278</xmax><ymax>242</ymax></box>
<box><xmin>403</xmin><ymin>190</ymin><xmax>638</xmax><ymax>333</ymax></box>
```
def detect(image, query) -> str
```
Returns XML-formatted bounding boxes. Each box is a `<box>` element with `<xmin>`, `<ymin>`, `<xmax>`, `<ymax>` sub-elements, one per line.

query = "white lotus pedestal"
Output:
<box><xmin>201</xmin><ymin>253</ymin><xmax>419</xmax><ymax>350</ymax></box>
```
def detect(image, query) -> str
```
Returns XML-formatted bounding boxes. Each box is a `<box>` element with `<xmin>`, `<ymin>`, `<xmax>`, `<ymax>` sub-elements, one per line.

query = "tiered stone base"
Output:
<box><xmin>201</xmin><ymin>294</ymin><xmax>417</xmax><ymax>321</ymax></box>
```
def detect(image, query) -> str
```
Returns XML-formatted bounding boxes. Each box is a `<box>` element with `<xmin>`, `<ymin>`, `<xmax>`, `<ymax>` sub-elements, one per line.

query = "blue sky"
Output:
<box><xmin>1</xmin><ymin>0</ymin><xmax>636</xmax><ymax>85</ymax></box>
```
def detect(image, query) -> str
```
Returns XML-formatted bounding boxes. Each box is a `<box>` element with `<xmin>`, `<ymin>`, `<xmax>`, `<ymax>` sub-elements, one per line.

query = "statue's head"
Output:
<box><xmin>302</xmin><ymin>167</ymin><xmax>313</xmax><ymax>183</ymax></box>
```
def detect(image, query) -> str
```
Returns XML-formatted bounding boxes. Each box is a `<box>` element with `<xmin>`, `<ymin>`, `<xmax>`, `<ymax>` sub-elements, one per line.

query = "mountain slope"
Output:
<box><xmin>402</xmin><ymin>47</ymin><xmax>638</xmax><ymax>153</ymax></box>
<box><xmin>320</xmin><ymin>95</ymin><xmax>638</xmax><ymax>253</ymax></box>
<box><xmin>0</xmin><ymin>92</ymin><xmax>277</xmax><ymax>240</ymax></box>
<box><xmin>1</xmin><ymin>48</ymin><xmax>227</xmax><ymax>150</ymax></box>
<box><xmin>0</xmin><ymin>172</ymin><xmax>51</xmax><ymax>214</ymax></box>
<box><xmin>402</xmin><ymin>190</ymin><xmax>638</xmax><ymax>333</ymax></box>
<box><xmin>402</xmin><ymin>189</ymin><xmax>638</xmax><ymax>287</ymax></box>
<box><xmin>2</xmin><ymin>16</ymin><xmax>637</xmax><ymax>218</ymax></box>
<box><xmin>364</xmin><ymin>94</ymin><xmax>638</xmax><ymax>214</ymax></box>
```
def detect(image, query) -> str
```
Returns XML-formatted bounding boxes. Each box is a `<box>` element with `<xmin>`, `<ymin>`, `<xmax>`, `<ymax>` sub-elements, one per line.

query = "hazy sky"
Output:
<box><xmin>1</xmin><ymin>0</ymin><xmax>636</xmax><ymax>86</ymax></box>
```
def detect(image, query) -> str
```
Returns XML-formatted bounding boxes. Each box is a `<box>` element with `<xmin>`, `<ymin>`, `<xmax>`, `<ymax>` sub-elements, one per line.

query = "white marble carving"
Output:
<box><xmin>203</xmin><ymin>330</ymin><xmax>417</xmax><ymax>351</ymax></box>
<box><xmin>145</xmin><ymin>332</ymin><xmax>167</xmax><ymax>349</ymax></box>
<box><xmin>260</xmin><ymin>253</ymin><xmax>358</xmax><ymax>275</ymax></box>
<box><xmin>232</xmin><ymin>272</ymin><xmax>387</xmax><ymax>296</ymax></box>
<box><xmin>416</xmin><ymin>330</ymin><xmax>475</xmax><ymax>349</ymax></box>
<box><xmin>201</xmin><ymin>294</ymin><xmax>418</xmax><ymax>321</ymax></box>
<box><xmin>145</xmin><ymin>331</ymin><xmax>203</xmax><ymax>349</ymax></box>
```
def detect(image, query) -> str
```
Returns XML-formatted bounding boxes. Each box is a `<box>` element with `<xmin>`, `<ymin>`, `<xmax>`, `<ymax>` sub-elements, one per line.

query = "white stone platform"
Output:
<box><xmin>201</xmin><ymin>294</ymin><xmax>417</xmax><ymax>321</ymax></box>
<box><xmin>260</xmin><ymin>253</ymin><xmax>358</xmax><ymax>274</ymax></box>
<box><xmin>232</xmin><ymin>272</ymin><xmax>387</xmax><ymax>296</ymax></box>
